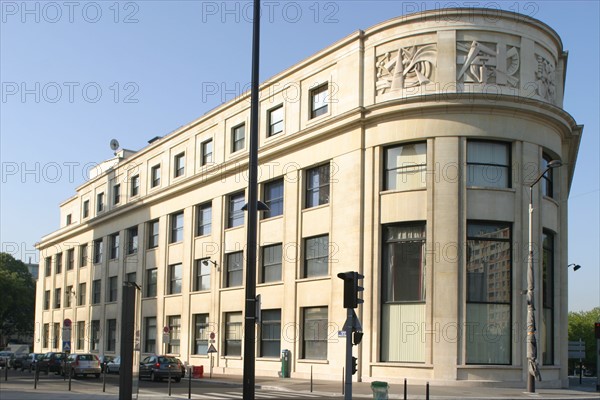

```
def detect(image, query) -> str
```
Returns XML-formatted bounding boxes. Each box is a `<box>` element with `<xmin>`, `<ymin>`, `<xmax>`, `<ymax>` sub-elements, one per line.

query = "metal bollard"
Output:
<box><xmin>188</xmin><ymin>366</ymin><xmax>192</xmax><ymax>399</ymax></box>
<box><xmin>341</xmin><ymin>367</ymin><xmax>344</xmax><ymax>395</ymax></box>
<box><xmin>102</xmin><ymin>367</ymin><xmax>106</xmax><ymax>392</ymax></box>
<box><xmin>403</xmin><ymin>378</ymin><xmax>407</xmax><ymax>400</ymax></box>
<box><xmin>34</xmin><ymin>366</ymin><xmax>39</xmax><ymax>389</ymax></box>
<box><xmin>5</xmin><ymin>364</ymin><xmax>8</xmax><ymax>381</ymax></box>
<box><xmin>426</xmin><ymin>382</ymin><xmax>430</xmax><ymax>400</ymax></box>
<box><xmin>310</xmin><ymin>365</ymin><xmax>313</xmax><ymax>393</ymax></box>
<box><xmin>168</xmin><ymin>366</ymin><xmax>172</xmax><ymax>397</ymax></box>
<box><xmin>68</xmin><ymin>368</ymin><xmax>72</xmax><ymax>391</ymax></box>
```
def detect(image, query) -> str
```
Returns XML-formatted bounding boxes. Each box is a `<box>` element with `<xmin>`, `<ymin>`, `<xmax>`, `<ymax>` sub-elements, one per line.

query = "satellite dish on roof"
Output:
<box><xmin>110</xmin><ymin>139</ymin><xmax>120</xmax><ymax>151</ymax></box>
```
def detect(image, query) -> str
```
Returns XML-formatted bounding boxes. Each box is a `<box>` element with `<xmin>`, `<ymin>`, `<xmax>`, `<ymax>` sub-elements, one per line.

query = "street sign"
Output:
<box><xmin>338</xmin><ymin>330</ymin><xmax>347</xmax><ymax>337</ymax></box>
<box><xmin>209</xmin><ymin>332</ymin><xmax>215</xmax><ymax>340</ymax></box>
<box><xmin>63</xmin><ymin>318</ymin><xmax>72</xmax><ymax>328</ymax></box>
<box><xmin>163</xmin><ymin>332</ymin><xmax>170</xmax><ymax>344</ymax></box>
<box><xmin>568</xmin><ymin>340</ymin><xmax>586</xmax><ymax>359</ymax></box>
<box><xmin>163</xmin><ymin>326</ymin><xmax>170</xmax><ymax>333</ymax></box>
<box><xmin>207</xmin><ymin>344</ymin><xmax>217</xmax><ymax>353</ymax></box>
<box><xmin>63</xmin><ymin>341</ymin><xmax>71</xmax><ymax>352</ymax></box>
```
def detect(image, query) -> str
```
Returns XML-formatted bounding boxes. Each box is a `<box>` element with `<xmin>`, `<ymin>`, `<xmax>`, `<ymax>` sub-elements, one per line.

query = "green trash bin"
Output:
<box><xmin>280</xmin><ymin>349</ymin><xmax>290</xmax><ymax>378</ymax></box>
<box><xmin>371</xmin><ymin>381</ymin><xmax>389</xmax><ymax>400</ymax></box>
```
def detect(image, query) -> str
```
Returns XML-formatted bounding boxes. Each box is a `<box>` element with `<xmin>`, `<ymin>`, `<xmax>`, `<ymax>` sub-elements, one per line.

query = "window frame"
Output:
<box><xmin>130</xmin><ymin>174</ymin><xmax>140</xmax><ymax>197</ymax></box>
<box><xmin>466</xmin><ymin>140</ymin><xmax>511</xmax><ymax>189</ymax></box>
<box><xmin>263</xmin><ymin>179</ymin><xmax>284</xmax><ymax>219</ymax></box>
<box><xmin>93</xmin><ymin>239</ymin><xmax>103</xmax><ymax>264</ymax></box>
<box><xmin>106</xmin><ymin>319</ymin><xmax>117</xmax><ymax>352</ymax></box>
<box><xmin>97</xmin><ymin>192</ymin><xmax>105</xmax><ymax>213</ymax></box>
<box><xmin>145</xmin><ymin>268</ymin><xmax>158</xmax><ymax>297</ymax></box>
<box><xmin>384</xmin><ymin>142</ymin><xmax>427</xmax><ymax>191</ymax></box>
<box><xmin>113</xmin><ymin>183</ymin><xmax>121</xmax><ymax>205</ymax></box>
<box><xmin>224</xmin><ymin>312</ymin><xmax>242</xmax><ymax>356</ymax></box>
<box><xmin>170</xmin><ymin>211</ymin><xmax>184</xmax><ymax>244</ymax></box>
<box><xmin>174</xmin><ymin>152</ymin><xmax>185</xmax><ymax>178</ymax></box>
<box><xmin>54</xmin><ymin>287</ymin><xmax>61</xmax><ymax>308</ymax></box>
<box><xmin>144</xmin><ymin>317</ymin><xmax>157</xmax><ymax>353</ymax></box>
<box><xmin>168</xmin><ymin>263</ymin><xmax>183</xmax><ymax>295</ymax></box>
<box><xmin>196</xmin><ymin>202</ymin><xmax>212</xmax><ymax>236</ymax></box>
<box><xmin>107</xmin><ymin>275</ymin><xmax>118</xmax><ymax>302</ymax></box>
<box><xmin>227</xmin><ymin>191</ymin><xmax>245</xmax><ymax>228</ymax></box>
<box><xmin>83</xmin><ymin>199</ymin><xmax>90</xmax><ymax>218</ymax></box>
<box><xmin>127</xmin><ymin>225</ymin><xmax>138</xmax><ymax>255</ymax></box>
<box><xmin>301</xmin><ymin>306</ymin><xmax>328</xmax><ymax>360</ymax></box>
<box><xmin>192</xmin><ymin>314</ymin><xmax>209</xmax><ymax>355</ymax></box>
<box><xmin>194</xmin><ymin>259</ymin><xmax>211</xmax><ymax>292</ymax></box>
<box><xmin>310</xmin><ymin>83</ymin><xmax>329</xmax><ymax>119</ymax></box>
<box><xmin>226</xmin><ymin>251</ymin><xmax>243</xmax><ymax>288</ymax></box>
<box><xmin>260</xmin><ymin>309</ymin><xmax>281</xmax><ymax>358</ymax></box>
<box><xmin>151</xmin><ymin>164</ymin><xmax>161</xmax><ymax>188</ymax></box>
<box><xmin>78</xmin><ymin>282</ymin><xmax>86</xmax><ymax>306</ymax></box>
<box><xmin>542</xmin><ymin>229</ymin><xmax>555</xmax><ymax>365</ymax></box>
<box><xmin>80</xmin><ymin>244</ymin><xmax>88</xmax><ymax>267</ymax></box>
<box><xmin>66</xmin><ymin>249</ymin><xmax>74</xmax><ymax>270</ymax></box>
<box><xmin>231</xmin><ymin>123</ymin><xmax>245</xmax><ymax>153</ymax></box>
<box><xmin>109</xmin><ymin>233</ymin><xmax>120</xmax><ymax>260</ymax></box>
<box><xmin>201</xmin><ymin>139</ymin><xmax>213</xmax><ymax>166</ymax></box>
<box><xmin>303</xmin><ymin>235</ymin><xmax>329</xmax><ymax>278</ymax></box>
<box><xmin>92</xmin><ymin>279</ymin><xmax>101</xmax><ymax>304</ymax></box>
<box><xmin>268</xmin><ymin>104</ymin><xmax>284</xmax><ymax>136</ymax></box>
<box><xmin>55</xmin><ymin>252</ymin><xmax>62</xmax><ymax>274</ymax></box>
<box><xmin>541</xmin><ymin>154</ymin><xmax>557</xmax><ymax>199</ymax></box>
<box><xmin>305</xmin><ymin>164</ymin><xmax>330</xmax><ymax>208</ymax></box>
<box><xmin>148</xmin><ymin>219</ymin><xmax>159</xmax><ymax>249</ymax></box>
<box><xmin>261</xmin><ymin>243</ymin><xmax>282</xmax><ymax>283</ymax></box>
<box><xmin>167</xmin><ymin>315</ymin><xmax>181</xmax><ymax>354</ymax></box>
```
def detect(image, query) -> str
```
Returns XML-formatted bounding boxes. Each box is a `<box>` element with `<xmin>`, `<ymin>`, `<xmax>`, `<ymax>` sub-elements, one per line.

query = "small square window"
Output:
<box><xmin>232</xmin><ymin>124</ymin><xmax>245</xmax><ymax>153</ymax></box>
<box><xmin>268</xmin><ymin>105</ymin><xmax>283</xmax><ymax>136</ymax></box>
<box><xmin>310</xmin><ymin>84</ymin><xmax>328</xmax><ymax>119</ymax></box>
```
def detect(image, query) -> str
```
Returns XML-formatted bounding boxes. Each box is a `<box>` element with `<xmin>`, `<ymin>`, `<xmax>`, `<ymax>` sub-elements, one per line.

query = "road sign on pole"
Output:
<box><xmin>207</xmin><ymin>344</ymin><xmax>217</xmax><ymax>354</ymax></box>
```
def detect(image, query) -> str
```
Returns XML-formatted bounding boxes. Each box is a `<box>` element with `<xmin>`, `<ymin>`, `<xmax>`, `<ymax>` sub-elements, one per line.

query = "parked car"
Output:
<box><xmin>175</xmin><ymin>358</ymin><xmax>186</xmax><ymax>378</ymax></box>
<box><xmin>21</xmin><ymin>353</ymin><xmax>45</xmax><ymax>372</ymax></box>
<box><xmin>37</xmin><ymin>352</ymin><xmax>67</xmax><ymax>375</ymax></box>
<box><xmin>98</xmin><ymin>355</ymin><xmax>114</xmax><ymax>373</ymax></box>
<box><xmin>106</xmin><ymin>356</ymin><xmax>120</xmax><ymax>374</ymax></box>
<box><xmin>63</xmin><ymin>353</ymin><xmax>101</xmax><ymax>378</ymax></box>
<box><xmin>0</xmin><ymin>351</ymin><xmax>15</xmax><ymax>368</ymax></box>
<box><xmin>10</xmin><ymin>353</ymin><xmax>29</xmax><ymax>370</ymax></box>
<box><xmin>139</xmin><ymin>355</ymin><xmax>182</xmax><ymax>382</ymax></box>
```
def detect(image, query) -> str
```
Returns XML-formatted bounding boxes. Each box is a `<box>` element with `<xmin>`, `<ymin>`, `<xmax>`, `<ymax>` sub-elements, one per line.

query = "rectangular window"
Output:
<box><xmin>66</xmin><ymin>249</ymin><xmax>74</xmax><ymax>270</ymax></box>
<box><xmin>53</xmin><ymin>323</ymin><xmax>60</xmax><ymax>348</ymax></box>
<box><xmin>131</xmin><ymin>175</ymin><xmax>140</xmax><ymax>197</ymax></box>
<box><xmin>148</xmin><ymin>220</ymin><xmax>159</xmax><ymax>249</ymax></box>
<box><xmin>226</xmin><ymin>252</ymin><xmax>243</xmax><ymax>288</ymax></box>
<box><xmin>43</xmin><ymin>323</ymin><xmax>49</xmax><ymax>348</ymax></box>
<box><xmin>174</xmin><ymin>152</ymin><xmax>185</xmax><ymax>177</ymax></box>
<box><xmin>467</xmin><ymin>141</ymin><xmax>511</xmax><ymax>188</ymax></box>
<box><xmin>310</xmin><ymin>83</ymin><xmax>328</xmax><ymax>118</ymax></box>
<box><xmin>260</xmin><ymin>309</ymin><xmax>281</xmax><ymax>358</ymax></box>
<box><xmin>78</xmin><ymin>283</ymin><xmax>86</xmax><ymax>306</ymax></box>
<box><xmin>305</xmin><ymin>164</ymin><xmax>330</xmax><ymax>208</ymax></box>
<box><xmin>228</xmin><ymin>191</ymin><xmax>245</xmax><ymax>228</ymax></box>
<box><xmin>109</xmin><ymin>233</ymin><xmax>120</xmax><ymax>260</ymax></box>
<box><xmin>384</xmin><ymin>142</ymin><xmax>427</xmax><ymax>191</ymax></box>
<box><xmin>113</xmin><ymin>184</ymin><xmax>121</xmax><ymax>205</ymax></box>
<box><xmin>90</xmin><ymin>320</ymin><xmax>100</xmax><ymax>351</ymax></box>
<box><xmin>302</xmin><ymin>307</ymin><xmax>328</xmax><ymax>359</ymax></box>
<box><xmin>93</xmin><ymin>239</ymin><xmax>103</xmax><ymax>264</ymax></box>
<box><xmin>76</xmin><ymin>321</ymin><xmax>85</xmax><ymax>350</ymax></box>
<box><xmin>201</xmin><ymin>140</ymin><xmax>213</xmax><ymax>166</ymax></box>
<box><xmin>542</xmin><ymin>230</ymin><xmax>554</xmax><ymax>365</ymax></box>
<box><xmin>268</xmin><ymin>105</ymin><xmax>283</xmax><ymax>136</ymax></box>
<box><xmin>225</xmin><ymin>312</ymin><xmax>242</xmax><ymax>356</ymax></box>
<box><xmin>541</xmin><ymin>155</ymin><xmax>556</xmax><ymax>198</ymax></box>
<box><xmin>83</xmin><ymin>200</ymin><xmax>89</xmax><ymax>218</ymax></box>
<box><xmin>54</xmin><ymin>288</ymin><xmax>61</xmax><ymax>308</ymax></box>
<box><xmin>126</xmin><ymin>272</ymin><xmax>136</xmax><ymax>284</ymax></box>
<box><xmin>193</xmin><ymin>314</ymin><xmax>209</xmax><ymax>355</ymax></box>
<box><xmin>261</xmin><ymin>244</ymin><xmax>282</xmax><ymax>283</ymax></box>
<box><xmin>127</xmin><ymin>226</ymin><xmax>138</xmax><ymax>255</ymax></box>
<box><xmin>151</xmin><ymin>164</ymin><xmax>161</xmax><ymax>188</ymax></box>
<box><xmin>65</xmin><ymin>285</ymin><xmax>73</xmax><ymax>307</ymax></box>
<box><xmin>108</xmin><ymin>276</ymin><xmax>118</xmax><ymax>302</ymax></box>
<box><xmin>146</xmin><ymin>269</ymin><xmax>157</xmax><ymax>297</ymax></box>
<box><xmin>43</xmin><ymin>290</ymin><xmax>50</xmax><ymax>310</ymax></box>
<box><xmin>144</xmin><ymin>317</ymin><xmax>157</xmax><ymax>353</ymax></box>
<box><xmin>263</xmin><ymin>179</ymin><xmax>284</xmax><ymax>219</ymax></box>
<box><xmin>167</xmin><ymin>315</ymin><xmax>181</xmax><ymax>354</ymax></box>
<box><xmin>55</xmin><ymin>253</ymin><xmax>62</xmax><ymax>274</ymax></box>
<box><xmin>466</xmin><ymin>221</ymin><xmax>512</xmax><ymax>365</ymax></box>
<box><xmin>170</xmin><ymin>211</ymin><xmax>184</xmax><ymax>243</ymax></box>
<box><xmin>97</xmin><ymin>192</ymin><xmax>105</xmax><ymax>212</ymax></box>
<box><xmin>304</xmin><ymin>235</ymin><xmax>329</xmax><ymax>278</ymax></box>
<box><xmin>92</xmin><ymin>279</ymin><xmax>101</xmax><ymax>304</ymax></box>
<box><xmin>232</xmin><ymin>124</ymin><xmax>245</xmax><ymax>153</ymax></box>
<box><xmin>66</xmin><ymin>214</ymin><xmax>72</xmax><ymax>225</ymax></box>
<box><xmin>106</xmin><ymin>319</ymin><xmax>117</xmax><ymax>352</ymax></box>
<box><xmin>196</xmin><ymin>202</ymin><xmax>212</xmax><ymax>236</ymax></box>
<box><xmin>168</xmin><ymin>263</ymin><xmax>183</xmax><ymax>294</ymax></box>
<box><xmin>194</xmin><ymin>259</ymin><xmax>211</xmax><ymax>291</ymax></box>
<box><xmin>80</xmin><ymin>244</ymin><xmax>88</xmax><ymax>267</ymax></box>
<box><xmin>44</xmin><ymin>256</ymin><xmax>51</xmax><ymax>277</ymax></box>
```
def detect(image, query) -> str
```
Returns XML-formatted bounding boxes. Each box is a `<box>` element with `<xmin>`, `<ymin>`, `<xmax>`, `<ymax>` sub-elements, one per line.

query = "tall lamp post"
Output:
<box><xmin>526</xmin><ymin>159</ymin><xmax>562</xmax><ymax>393</ymax></box>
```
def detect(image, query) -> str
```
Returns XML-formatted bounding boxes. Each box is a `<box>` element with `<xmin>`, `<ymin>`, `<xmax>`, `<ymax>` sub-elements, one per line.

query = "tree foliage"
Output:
<box><xmin>568</xmin><ymin>307</ymin><xmax>600</xmax><ymax>369</ymax></box>
<box><xmin>0</xmin><ymin>253</ymin><xmax>36</xmax><ymax>342</ymax></box>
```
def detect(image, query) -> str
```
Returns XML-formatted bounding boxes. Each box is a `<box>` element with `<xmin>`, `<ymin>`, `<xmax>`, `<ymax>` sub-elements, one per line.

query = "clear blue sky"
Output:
<box><xmin>1</xmin><ymin>1</ymin><xmax>598</xmax><ymax>312</ymax></box>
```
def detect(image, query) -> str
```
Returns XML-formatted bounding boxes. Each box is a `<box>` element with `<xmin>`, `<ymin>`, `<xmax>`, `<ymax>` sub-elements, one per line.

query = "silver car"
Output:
<box><xmin>64</xmin><ymin>353</ymin><xmax>101</xmax><ymax>378</ymax></box>
<box><xmin>106</xmin><ymin>356</ymin><xmax>120</xmax><ymax>374</ymax></box>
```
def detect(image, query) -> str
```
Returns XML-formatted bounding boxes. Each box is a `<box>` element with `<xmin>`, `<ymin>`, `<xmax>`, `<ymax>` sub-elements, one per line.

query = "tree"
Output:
<box><xmin>0</xmin><ymin>253</ymin><xmax>36</xmax><ymax>347</ymax></box>
<box><xmin>568</xmin><ymin>307</ymin><xmax>600</xmax><ymax>372</ymax></box>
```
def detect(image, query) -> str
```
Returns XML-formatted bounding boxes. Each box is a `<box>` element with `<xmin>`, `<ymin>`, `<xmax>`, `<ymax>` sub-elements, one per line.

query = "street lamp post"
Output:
<box><xmin>526</xmin><ymin>159</ymin><xmax>562</xmax><ymax>393</ymax></box>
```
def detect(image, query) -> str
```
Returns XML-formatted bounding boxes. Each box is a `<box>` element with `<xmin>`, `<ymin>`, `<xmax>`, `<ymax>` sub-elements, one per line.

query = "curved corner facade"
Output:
<box><xmin>34</xmin><ymin>9</ymin><xmax>582</xmax><ymax>387</ymax></box>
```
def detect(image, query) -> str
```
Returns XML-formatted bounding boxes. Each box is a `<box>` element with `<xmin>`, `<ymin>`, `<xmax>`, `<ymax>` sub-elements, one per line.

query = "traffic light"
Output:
<box><xmin>337</xmin><ymin>271</ymin><xmax>364</xmax><ymax>309</ymax></box>
<box><xmin>353</xmin><ymin>331</ymin><xmax>363</xmax><ymax>346</ymax></box>
<box><xmin>351</xmin><ymin>356</ymin><xmax>358</xmax><ymax>375</ymax></box>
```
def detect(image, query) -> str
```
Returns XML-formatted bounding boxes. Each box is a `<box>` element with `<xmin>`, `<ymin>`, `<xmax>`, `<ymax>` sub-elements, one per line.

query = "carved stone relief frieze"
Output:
<box><xmin>457</xmin><ymin>41</ymin><xmax>520</xmax><ymax>87</ymax></box>
<box><xmin>376</xmin><ymin>44</ymin><xmax>437</xmax><ymax>95</ymax></box>
<box><xmin>535</xmin><ymin>54</ymin><xmax>556</xmax><ymax>104</ymax></box>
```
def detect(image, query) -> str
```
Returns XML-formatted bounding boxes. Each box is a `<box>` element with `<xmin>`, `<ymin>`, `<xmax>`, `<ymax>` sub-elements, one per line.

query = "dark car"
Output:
<box><xmin>175</xmin><ymin>358</ymin><xmax>186</xmax><ymax>378</ymax></box>
<box><xmin>37</xmin><ymin>352</ymin><xmax>67</xmax><ymax>374</ymax></box>
<box><xmin>10</xmin><ymin>353</ymin><xmax>28</xmax><ymax>370</ymax></box>
<box><xmin>139</xmin><ymin>355</ymin><xmax>182</xmax><ymax>382</ymax></box>
<box><xmin>98</xmin><ymin>355</ymin><xmax>114</xmax><ymax>373</ymax></box>
<box><xmin>21</xmin><ymin>353</ymin><xmax>44</xmax><ymax>372</ymax></box>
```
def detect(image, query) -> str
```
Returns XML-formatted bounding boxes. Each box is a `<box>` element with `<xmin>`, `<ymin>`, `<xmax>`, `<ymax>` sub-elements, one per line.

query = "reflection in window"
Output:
<box><xmin>384</xmin><ymin>143</ymin><xmax>426</xmax><ymax>191</ymax></box>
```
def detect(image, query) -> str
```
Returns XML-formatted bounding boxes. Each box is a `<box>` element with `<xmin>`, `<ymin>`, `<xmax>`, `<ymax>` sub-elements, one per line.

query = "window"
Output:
<box><xmin>43</xmin><ymin>290</ymin><xmax>50</xmax><ymax>310</ymax></box>
<box><xmin>384</xmin><ymin>142</ymin><xmax>427</xmax><ymax>190</ymax></box>
<box><xmin>53</xmin><ymin>322</ymin><xmax>60</xmax><ymax>348</ymax></box>
<box><xmin>144</xmin><ymin>317</ymin><xmax>157</xmax><ymax>353</ymax></box>
<box><xmin>66</xmin><ymin>249</ymin><xmax>74</xmax><ymax>270</ymax></box>
<box><xmin>43</xmin><ymin>323</ymin><xmax>49</xmax><ymax>348</ymax></box>
<box><xmin>146</xmin><ymin>269</ymin><xmax>157</xmax><ymax>297</ymax></box>
<box><xmin>66</xmin><ymin>214</ymin><xmax>72</xmax><ymax>225</ymax></box>
<box><xmin>304</xmin><ymin>235</ymin><xmax>329</xmax><ymax>278</ymax></box>
<box><xmin>168</xmin><ymin>263</ymin><xmax>183</xmax><ymax>294</ymax></box>
<box><xmin>93</xmin><ymin>238</ymin><xmax>103</xmax><ymax>264</ymax></box>
<box><xmin>83</xmin><ymin>199</ymin><xmax>89</xmax><ymax>218</ymax></box>
<box><xmin>541</xmin><ymin>155</ymin><xmax>557</xmax><ymax>198</ymax></box>
<box><xmin>90</xmin><ymin>320</ymin><xmax>100</xmax><ymax>351</ymax></box>
<box><xmin>148</xmin><ymin>219</ymin><xmax>159</xmax><ymax>249</ymax></box>
<box><xmin>113</xmin><ymin>184</ymin><xmax>121</xmax><ymax>204</ymax></box>
<box><xmin>106</xmin><ymin>319</ymin><xmax>117</xmax><ymax>352</ymax></box>
<box><xmin>263</xmin><ymin>179</ymin><xmax>283</xmax><ymax>219</ymax></box>
<box><xmin>130</xmin><ymin>174</ymin><xmax>140</xmax><ymax>197</ymax></box>
<box><xmin>268</xmin><ymin>105</ymin><xmax>283</xmax><ymax>136</ymax></box>
<box><xmin>151</xmin><ymin>164</ymin><xmax>161</xmax><ymax>188</ymax></box>
<box><xmin>261</xmin><ymin>244</ymin><xmax>282</xmax><ymax>283</ymax></box>
<box><xmin>310</xmin><ymin>83</ymin><xmax>328</xmax><ymax>118</ymax></box>
<box><xmin>226</xmin><ymin>252</ymin><xmax>243</xmax><ymax>287</ymax></box>
<box><xmin>170</xmin><ymin>212</ymin><xmax>184</xmax><ymax>243</ymax></box>
<box><xmin>196</xmin><ymin>202</ymin><xmax>212</xmax><ymax>236</ymax></box>
<box><xmin>302</xmin><ymin>307</ymin><xmax>328</xmax><ymax>359</ymax></box>
<box><xmin>126</xmin><ymin>272</ymin><xmax>136</xmax><ymax>284</ymax></box>
<box><xmin>174</xmin><ymin>152</ymin><xmax>185</xmax><ymax>177</ymax></box>
<box><xmin>78</xmin><ymin>283</ymin><xmax>86</xmax><ymax>306</ymax></box>
<box><xmin>127</xmin><ymin>226</ymin><xmax>138</xmax><ymax>255</ymax></box>
<box><xmin>109</xmin><ymin>233</ymin><xmax>120</xmax><ymax>260</ymax></box>
<box><xmin>55</xmin><ymin>253</ymin><xmax>62</xmax><ymax>274</ymax></box>
<box><xmin>92</xmin><ymin>279</ymin><xmax>101</xmax><ymax>304</ymax></box>
<box><xmin>193</xmin><ymin>314</ymin><xmax>209</xmax><ymax>355</ymax></box>
<box><xmin>466</xmin><ymin>221</ymin><xmax>512</xmax><ymax>365</ymax></box>
<box><xmin>225</xmin><ymin>312</ymin><xmax>242</xmax><ymax>356</ymax></box>
<box><xmin>167</xmin><ymin>315</ymin><xmax>181</xmax><ymax>354</ymax></box>
<box><xmin>76</xmin><ymin>321</ymin><xmax>85</xmax><ymax>350</ymax></box>
<box><xmin>44</xmin><ymin>256</ymin><xmax>51</xmax><ymax>276</ymax></box>
<box><xmin>201</xmin><ymin>139</ymin><xmax>213</xmax><ymax>165</ymax></box>
<box><xmin>467</xmin><ymin>141</ymin><xmax>511</xmax><ymax>188</ymax></box>
<box><xmin>194</xmin><ymin>259</ymin><xmax>211</xmax><ymax>291</ymax></box>
<box><xmin>54</xmin><ymin>288</ymin><xmax>61</xmax><ymax>308</ymax></box>
<box><xmin>97</xmin><ymin>192</ymin><xmax>105</xmax><ymax>212</ymax></box>
<box><xmin>232</xmin><ymin>124</ymin><xmax>245</xmax><ymax>153</ymax></box>
<box><xmin>65</xmin><ymin>285</ymin><xmax>73</xmax><ymax>307</ymax></box>
<box><xmin>108</xmin><ymin>276</ymin><xmax>118</xmax><ymax>302</ymax></box>
<box><xmin>381</xmin><ymin>223</ymin><xmax>426</xmax><ymax>362</ymax></box>
<box><xmin>228</xmin><ymin>191</ymin><xmax>245</xmax><ymax>228</ymax></box>
<box><xmin>305</xmin><ymin>164</ymin><xmax>330</xmax><ymax>208</ymax></box>
<box><xmin>260</xmin><ymin>309</ymin><xmax>281</xmax><ymax>357</ymax></box>
<box><xmin>80</xmin><ymin>244</ymin><xmax>88</xmax><ymax>267</ymax></box>
<box><xmin>542</xmin><ymin>230</ymin><xmax>554</xmax><ymax>365</ymax></box>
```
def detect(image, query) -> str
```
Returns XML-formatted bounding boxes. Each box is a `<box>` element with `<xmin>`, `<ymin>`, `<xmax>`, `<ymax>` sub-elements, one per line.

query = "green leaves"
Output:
<box><xmin>0</xmin><ymin>253</ymin><xmax>36</xmax><ymax>340</ymax></box>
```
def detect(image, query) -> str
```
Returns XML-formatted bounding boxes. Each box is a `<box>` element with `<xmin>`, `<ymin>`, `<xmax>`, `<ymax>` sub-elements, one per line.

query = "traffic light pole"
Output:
<box><xmin>344</xmin><ymin>308</ymin><xmax>353</xmax><ymax>400</ymax></box>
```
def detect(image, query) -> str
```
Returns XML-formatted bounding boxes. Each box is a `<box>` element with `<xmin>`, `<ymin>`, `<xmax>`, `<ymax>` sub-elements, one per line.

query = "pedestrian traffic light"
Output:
<box><xmin>353</xmin><ymin>331</ymin><xmax>363</xmax><ymax>346</ymax></box>
<box><xmin>337</xmin><ymin>271</ymin><xmax>364</xmax><ymax>309</ymax></box>
<box><xmin>351</xmin><ymin>356</ymin><xmax>358</xmax><ymax>375</ymax></box>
